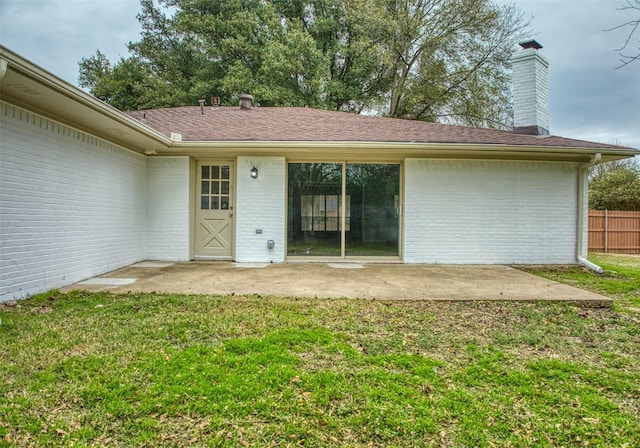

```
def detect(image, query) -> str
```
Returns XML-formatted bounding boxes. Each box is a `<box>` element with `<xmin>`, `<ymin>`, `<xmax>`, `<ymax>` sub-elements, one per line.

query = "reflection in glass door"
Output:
<box><xmin>287</xmin><ymin>163</ymin><xmax>343</xmax><ymax>256</ymax></box>
<box><xmin>345</xmin><ymin>164</ymin><xmax>400</xmax><ymax>256</ymax></box>
<box><xmin>287</xmin><ymin>162</ymin><xmax>400</xmax><ymax>258</ymax></box>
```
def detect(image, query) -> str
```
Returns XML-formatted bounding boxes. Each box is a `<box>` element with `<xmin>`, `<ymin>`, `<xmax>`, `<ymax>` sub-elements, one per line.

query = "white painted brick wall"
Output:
<box><xmin>145</xmin><ymin>157</ymin><xmax>191</xmax><ymax>261</ymax></box>
<box><xmin>0</xmin><ymin>103</ymin><xmax>146</xmax><ymax>301</ymax></box>
<box><xmin>512</xmin><ymin>48</ymin><xmax>549</xmax><ymax>133</ymax></box>
<box><xmin>235</xmin><ymin>156</ymin><xmax>286</xmax><ymax>262</ymax></box>
<box><xmin>403</xmin><ymin>159</ymin><xmax>579</xmax><ymax>264</ymax></box>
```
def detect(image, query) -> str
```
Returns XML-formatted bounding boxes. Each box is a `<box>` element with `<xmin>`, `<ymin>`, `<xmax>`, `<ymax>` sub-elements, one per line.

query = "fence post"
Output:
<box><xmin>604</xmin><ymin>209</ymin><xmax>608</xmax><ymax>253</ymax></box>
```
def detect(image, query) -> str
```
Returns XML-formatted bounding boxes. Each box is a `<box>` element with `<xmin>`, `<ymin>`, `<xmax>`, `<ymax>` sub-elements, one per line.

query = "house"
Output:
<box><xmin>1</xmin><ymin>42</ymin><xmax>638</xmax><ymax>301</ymax></box>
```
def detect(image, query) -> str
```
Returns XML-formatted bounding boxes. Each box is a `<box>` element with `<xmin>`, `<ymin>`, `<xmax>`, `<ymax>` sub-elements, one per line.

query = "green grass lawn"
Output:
<box><xmin>520</xmin><ymin>253</ymin><xmax>640</xmax><ymax>311</ymax></box>
<box><xmin>1</xmin><ymin>255</ymin><xmax>640</xmax><ymax>447</ymax></box>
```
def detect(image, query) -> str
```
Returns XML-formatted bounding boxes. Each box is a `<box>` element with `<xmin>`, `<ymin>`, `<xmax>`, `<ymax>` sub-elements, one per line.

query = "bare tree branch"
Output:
<box><xmin>604</xmin><ymin>0</ymin><xmax>640</xmax><ymax>68</ymax></box>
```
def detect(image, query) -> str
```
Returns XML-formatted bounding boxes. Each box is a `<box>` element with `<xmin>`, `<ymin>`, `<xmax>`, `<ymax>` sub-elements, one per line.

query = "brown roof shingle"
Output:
<box><xmin>127</xmin><ymin>106</ymin><xmax>630</xmax><ymax>150</ymax></box>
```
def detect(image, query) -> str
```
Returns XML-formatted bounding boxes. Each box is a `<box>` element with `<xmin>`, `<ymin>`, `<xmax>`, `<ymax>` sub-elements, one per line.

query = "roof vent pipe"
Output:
<box><xmin>511</xmin><ymin>39</ymin><xmax>549</xmax><ymax>136</ymax></box>
<box><xmin>238</xmin><ymin>93</ymin><xmax>254</xmax><ymax>110</ymax></box>
<box><xmin>199</xmin><ymin>99</ymin><xmax>205</xmax><ymax>115</ymax></box>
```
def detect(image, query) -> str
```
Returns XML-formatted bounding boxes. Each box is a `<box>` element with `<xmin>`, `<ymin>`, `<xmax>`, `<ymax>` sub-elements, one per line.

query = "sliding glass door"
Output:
<box><xmin>287</xmin><ymin>162</ymin><xmax>400</xmax><ymax>258</ymax></box>
<box><xmin>345</xmin><ymin>164</ymin><xmax>400</xmax><ymax>256</ymax></box>
<box><xmin>287</xmin><ymin>163</ymin><xmax>343</xmax><ymax>256</ymax></box>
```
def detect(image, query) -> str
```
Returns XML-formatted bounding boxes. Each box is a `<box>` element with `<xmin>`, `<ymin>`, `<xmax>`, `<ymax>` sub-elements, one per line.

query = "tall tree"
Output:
<box><xmin>79</xmin><ymin>0</ymin><xmax>528</xmax><ymax>128</ymax></box>
<box><xmin>379</xmin><ymin>0</ymin><xmax>528</xmax><ymax>127</ymax></box>
<box><xmin>268</xmin><ymin>0</ymin><xmax>393</xmax><ymax>112</ymax></box>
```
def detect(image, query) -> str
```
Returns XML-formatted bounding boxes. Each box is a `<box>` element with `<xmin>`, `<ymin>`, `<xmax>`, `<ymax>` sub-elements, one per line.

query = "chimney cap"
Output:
<box><xmin>519</xmin><ymin>39</ymin><xmax>543</xmax><ymax>50</ymax></box>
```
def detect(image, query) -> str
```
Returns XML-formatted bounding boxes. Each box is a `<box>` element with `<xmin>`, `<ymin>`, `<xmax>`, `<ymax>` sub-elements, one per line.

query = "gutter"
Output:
<box><xmin>157</xmin><ymin>140</ymin><xmax>638</xmax><ymax>163</ymax></box>
<box><xmin>576</xmin><ymin>152</ymin><xmax>603</xmax><ymax>273</ymax></box>
<box><xmin>166</xmin><ymin>139</ymin><xmax>638</xmax><ymax>155</ymax></box>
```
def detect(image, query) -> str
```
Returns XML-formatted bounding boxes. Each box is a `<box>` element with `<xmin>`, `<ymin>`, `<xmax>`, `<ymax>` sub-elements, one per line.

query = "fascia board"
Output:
<box><xmin>161</xmin><ymin>140</ymin><xmax>639</xmax><ymax>161</ymax></box>
<box><xmin>0</xmin><ymin>46</ymin><xmax>172</xmax><ymax>152</ymax></box>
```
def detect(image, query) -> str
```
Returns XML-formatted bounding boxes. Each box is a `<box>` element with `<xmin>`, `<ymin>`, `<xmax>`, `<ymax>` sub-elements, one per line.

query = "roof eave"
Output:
<box><xmin>0</xmin><ymin>45</ymin><xmax>172</xmax><ymax>153</ymax></box>
<box><xmin>158</xmin><ymin>140</ymin><xmax>639</xmax><ymax>162</ymax></box>
<box><xmin>3</xmin><ymin>45</ymin><xmax>637</xmax><ymax>161</ymax></box>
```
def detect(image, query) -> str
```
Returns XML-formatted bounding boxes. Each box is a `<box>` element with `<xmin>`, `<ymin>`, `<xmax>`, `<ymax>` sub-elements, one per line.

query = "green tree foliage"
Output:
<box><xmin>589</xmin><ymin>164</ymin><xmax>640</xmax><ymax>211</ymax></box>
<box><xmin>79</xmin><ymin>0</ymin><xmax>529</xmax><ymax>128</ymax></box>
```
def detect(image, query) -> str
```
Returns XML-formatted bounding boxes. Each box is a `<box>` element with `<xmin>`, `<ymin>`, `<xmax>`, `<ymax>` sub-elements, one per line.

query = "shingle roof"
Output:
<box><xmin>127</xmin><ymin>106</ymin><xmax>626</xmax><ymax>150</ymax></box>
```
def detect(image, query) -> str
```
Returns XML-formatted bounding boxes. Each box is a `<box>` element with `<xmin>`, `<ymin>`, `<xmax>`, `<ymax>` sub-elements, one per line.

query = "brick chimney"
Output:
<box><xmin>238</xmin><ymin>93</ymin><xmax>254</xmax><ymax>110</ymax></box>
<box><xmin>511</xmin><ymin>40</ymin><xmax>549</xmax><ymax>135</ymax></box>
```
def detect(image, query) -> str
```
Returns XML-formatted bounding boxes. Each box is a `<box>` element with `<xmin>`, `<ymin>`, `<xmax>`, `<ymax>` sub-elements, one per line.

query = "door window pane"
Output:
<box><xmin>200</xmin><ymin>164</ymin><xmax>232</xmax><ymax>212</ymax></box>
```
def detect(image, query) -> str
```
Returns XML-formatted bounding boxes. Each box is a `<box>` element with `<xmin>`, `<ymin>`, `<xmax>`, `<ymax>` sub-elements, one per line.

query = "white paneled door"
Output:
<box><xmin>195</xmin><ymin>161</ymin><xmax>234</xmax><ymax>258</ymax></box>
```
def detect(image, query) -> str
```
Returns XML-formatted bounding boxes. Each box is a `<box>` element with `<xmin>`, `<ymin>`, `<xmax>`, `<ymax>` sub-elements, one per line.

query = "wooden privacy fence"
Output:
<box><xmin>588</xmin><ymin>210</ymin><xmax>640</xmax><ymax>254</ymax></box>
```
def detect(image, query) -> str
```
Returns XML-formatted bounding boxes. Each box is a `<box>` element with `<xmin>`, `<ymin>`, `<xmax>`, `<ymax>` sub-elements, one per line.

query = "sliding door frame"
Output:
<box><xmin>286</xmin><ymin>159</ymin><xmax>403</xmax><ymax>262</ymax></box>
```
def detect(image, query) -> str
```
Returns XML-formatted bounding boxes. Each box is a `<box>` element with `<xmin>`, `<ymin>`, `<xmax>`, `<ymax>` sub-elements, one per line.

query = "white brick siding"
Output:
<box><xmin>1</xmin><ymin>103</ymin><xmax>146</xmax><ymax>301</ymax></box>
<box><xmin>512</xmin><ymin>48</ymin><xmax>549</xmax><ymax>133</ymax></box>
<box><xmin>403</xmin><ymin>159</ymin><xmax>579</xmax><ymax>264</ymax></box>
<box><xmin>145</xmin><ymin>157</ymin><xmax>191</xmax><ymax>261</ymax></box>
<box><xmin>0</xmin><ymin>101</ymin><xmax>587</xmax><ymax>301</ymax></box>
<box><xmin>235</xmin><ymin>156</ymin><xmax>286</xmax><ymax>263</ymax></box>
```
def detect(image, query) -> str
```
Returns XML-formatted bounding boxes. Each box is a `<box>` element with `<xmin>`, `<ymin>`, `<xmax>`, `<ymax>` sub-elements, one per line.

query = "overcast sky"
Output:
<box><xmin>1</xmin><ymin>0</ymin><xmax>639</xmax><ymax>148</ymax></box>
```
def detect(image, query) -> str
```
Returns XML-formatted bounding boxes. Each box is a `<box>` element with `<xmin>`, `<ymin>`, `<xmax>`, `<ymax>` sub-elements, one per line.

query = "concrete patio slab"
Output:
<box><xmin>328</xmin><ymin>263</ymin><xmax>365</xmax><ymax>269</ymax></box>
<box><xmin>130</xmin><ymin>262</ymin><xmax>175</xmax><ymax>268</ymax></box>
<box><xmin>61</xmin><ymin>262</ymin><xmax>613</xmax><ymax>306</ymax></box>
<box><xmin>234</xmin><ymin>263</ymin><xmax>270</xmax><ymax>268</ymax></box>
<box><xmin>76</xmin><ymin>278</ymin><xmax>137</xmax><ymax>286</ymax></box>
